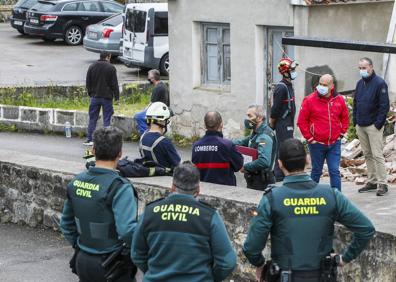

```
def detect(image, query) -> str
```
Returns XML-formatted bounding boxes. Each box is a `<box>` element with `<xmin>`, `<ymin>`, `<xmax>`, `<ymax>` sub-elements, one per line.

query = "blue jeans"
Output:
<box><xmin>134</xmin><ymin>109</ymin><xmax>148</xmax><ymax>135</ymax></box>
<box><xmin>308</xmin><ymin>140</ymin><xmax>341</xmax><ymax>191</ymax></box>
<box><xmin>87</xmin><ymin>97</ymin><xmax>114</xmax><ymax>141</ymax></box>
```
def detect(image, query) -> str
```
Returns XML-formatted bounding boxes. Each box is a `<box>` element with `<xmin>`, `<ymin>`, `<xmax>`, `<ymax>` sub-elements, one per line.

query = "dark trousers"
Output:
<box><xmin>273</xmin><ymin>270</ymin><xmax>321</xmax><ymax>282</ymax></box>
<box><xmin>244</xmin><ymin>171</ymin><xmax>275</xmax><ymax>191</ymax></box>
<box><xmin>308</xmin><ymin>140</ymin><xmax>342</xmax><ymax>191</ymax></box>
<box><xmin>75</xmin><ymin>250</ymin><xmax>134</xmax><ymax>282</ymax></box>
<box><xmin>87</xmin><ymin>97</ymin><xmax>114</xmax><ymax>141</ymax></box>
<box><xmin>274</xmin><ymin>117</ymin><xmax>294</xmax><ymax>182</ymax></box>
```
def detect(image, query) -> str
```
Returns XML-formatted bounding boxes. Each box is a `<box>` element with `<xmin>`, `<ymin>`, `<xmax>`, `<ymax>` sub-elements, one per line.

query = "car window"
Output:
<box><xmin>79</xmin><ymin>1</ymin><xmax>100</xmax><ymax>12</ymax></box>
<box><xmin>100</xmin><ymin>13</ymin><xmax>122</xmax><ymax>26</ymax></box>
<box><xmin>63</xmin><ymin>2</ymin><xmax>78</xmax><ymax>11</ymax></box>
<box><xmin>102</xmin><ymin>2</ymin><xmax>123</xmax><ymax>13</ymax></box>
<box><xmin>15</xmin><ymin>0</ymin><xmax>37</xmax><ymax>9</ymax></box>
<box><xmin>154</xmin><ymin>12</ymin><xmax>168</xmax><ymax>35</ymax></box>
<box><xmin>125</xmin><ymin>9</ymin><xmax>146</xmax><ymax>33</ymax></box>
<box><xmin>30</xmin><ymin>2</ymin><xmax>55</xmax><ymax>12</ymax></box>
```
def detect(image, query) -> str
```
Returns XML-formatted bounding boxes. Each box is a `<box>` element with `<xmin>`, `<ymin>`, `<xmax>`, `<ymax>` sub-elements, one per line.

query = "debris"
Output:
<box><xmin>355</xmin><ymin>177</ymin><xmax>366</xmax><ymax>185</ymax></box>
<box><xmin>341</xmin><ymin>139</ymin><xmax>362</xmax><ymax>160</ymax></box>
<box><xmin>331</xmin><ymin>133</ymin><xmax>395</xmax><ymax>184</ymax></box>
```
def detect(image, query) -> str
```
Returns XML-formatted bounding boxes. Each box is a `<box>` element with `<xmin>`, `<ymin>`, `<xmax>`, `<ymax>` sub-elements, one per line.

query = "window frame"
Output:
<box><xmin>201</xmin><ymin>23</ymin><xmax>231</xmax><ymax>87</ymax></box>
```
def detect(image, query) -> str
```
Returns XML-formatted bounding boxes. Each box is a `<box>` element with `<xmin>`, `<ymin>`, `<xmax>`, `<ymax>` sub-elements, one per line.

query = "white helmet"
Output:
<box><xmin>146</xmin><ymin>102</ymin><xmax>171</xmax><ymax>122</ymax></box>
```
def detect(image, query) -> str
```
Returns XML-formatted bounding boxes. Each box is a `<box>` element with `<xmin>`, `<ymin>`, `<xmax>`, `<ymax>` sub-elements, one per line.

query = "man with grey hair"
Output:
<box><xmin>354</xmin><ymin>57</ymin><xmax>390</xmax><ymax>196</ymax></box>
<box><xmin>192</xmin><ymin>111</ymin><xmax>243</xmax><ymax>186</ymax></box>
<box><xmin>233</xmin><ymin>105</ymin><xmax>277</xmax><ymax>190</ymax></box>
<box><xmin>134</xmin><ymin>69</ymin><xmax>169</xmax><ymax>135</ymax></box>
<box><xmin>132</xmin><ymin>161</ymin><xmax>237</xmax><ymax>281</ymax></box>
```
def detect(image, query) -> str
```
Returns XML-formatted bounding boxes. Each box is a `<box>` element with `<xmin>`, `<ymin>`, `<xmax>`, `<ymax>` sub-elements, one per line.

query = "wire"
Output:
<box><xmin>273</xmin><ymin>39</ymin><xmax>323</xmax><ymax>76</ymax></box>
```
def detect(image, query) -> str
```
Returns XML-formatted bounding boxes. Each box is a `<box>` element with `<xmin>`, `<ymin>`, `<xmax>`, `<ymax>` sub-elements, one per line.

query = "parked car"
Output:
<box><xmin>120</xmin><ymin>3</ymin><xmax>169</xmax><ymax>75</ymax></box>
<box><xmin>83</xmin><ymin>13</ymin><xmax>123</xmax><ymax>56</ymax></box>
<box><xmin>10</xmin><ymin>0</ymin><xmax>39</xmax><ymax>35</ymax></box>
<box><xmin>24</xmin><ymin>0</ymin><xmax>124</xmax><ymax>45</ymax></box>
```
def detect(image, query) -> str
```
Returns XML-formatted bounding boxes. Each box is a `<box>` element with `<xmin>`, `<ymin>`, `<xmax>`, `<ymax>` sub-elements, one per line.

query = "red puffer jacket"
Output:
<box><xmin>297</xmin><ymin>89</ymin><xmax>349</xmax><ymax>145</ymax></box>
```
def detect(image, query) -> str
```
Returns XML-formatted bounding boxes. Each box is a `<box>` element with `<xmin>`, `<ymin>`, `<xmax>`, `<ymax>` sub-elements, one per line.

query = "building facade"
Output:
<box><xmin>168</xmin><ymin>0</ymin><xmax>395</xmax><ymax>137</ymax></box>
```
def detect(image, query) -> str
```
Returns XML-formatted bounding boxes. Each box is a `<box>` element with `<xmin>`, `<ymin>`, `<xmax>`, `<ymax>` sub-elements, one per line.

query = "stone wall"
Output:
<box><xmin>0</xmin><ymin>5</ymin><xmax>12</xmax><ymax>22</ymax></box>
<box><xmin>0</xmin><ymin>161</ymin><xmax>395</xmax><ymax>281</ymax></box>
<box><xmin>0</xmin><ymin>104</ymin><xmax>137</xmax><ymax>136</ymax></box>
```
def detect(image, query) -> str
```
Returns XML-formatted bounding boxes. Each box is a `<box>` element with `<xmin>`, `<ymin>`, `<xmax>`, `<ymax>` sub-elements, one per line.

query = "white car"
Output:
<box><xmin>120</xmin><ymin>3</ymin><xmax>169</xmax><ymax>75</ymax></box>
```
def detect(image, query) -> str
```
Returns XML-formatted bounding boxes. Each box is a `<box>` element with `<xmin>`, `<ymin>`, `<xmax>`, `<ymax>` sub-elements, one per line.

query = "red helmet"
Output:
<box><xmin>278</xmin><ymin>58</ymin><xmax>298</xmax><ymax>77</ymax></box>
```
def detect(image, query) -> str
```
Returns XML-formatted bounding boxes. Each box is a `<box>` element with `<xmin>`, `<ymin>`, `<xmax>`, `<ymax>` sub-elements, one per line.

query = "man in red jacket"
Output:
<box><xmin>297</xmin><ymin>74</ymin><xmax>349</xmax><ymax>191</ymax></box>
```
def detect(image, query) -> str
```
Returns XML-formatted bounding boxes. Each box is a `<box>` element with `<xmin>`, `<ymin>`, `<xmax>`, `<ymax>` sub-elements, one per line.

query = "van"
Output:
<box><xmin>121</xmin><ymin>3</ymin><xmax>169</xmax><ymax>75</ymax></box>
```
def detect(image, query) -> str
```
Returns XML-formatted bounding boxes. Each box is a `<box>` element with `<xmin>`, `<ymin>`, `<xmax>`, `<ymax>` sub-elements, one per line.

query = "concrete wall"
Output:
<box><xmin>0</xmin><ymin>161</ymin><xmax>395</xmax><ymax>281</ymax></box>
<box><xmin>0</xmin><ymin>104</ymin><xmax>136</xmax><ymax>137</ymax></box>
<box><xmin>168</xmin><ymin>0</ymin><xmax>293</xmax><ymax>138</ymax></box>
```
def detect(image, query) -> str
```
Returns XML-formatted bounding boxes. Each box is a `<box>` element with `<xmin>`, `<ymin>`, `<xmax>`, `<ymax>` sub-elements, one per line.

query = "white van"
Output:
<box><xmin>120</xmin><ymin>3</ymin><xmax>169</xmax><ymax>75</ymax></box>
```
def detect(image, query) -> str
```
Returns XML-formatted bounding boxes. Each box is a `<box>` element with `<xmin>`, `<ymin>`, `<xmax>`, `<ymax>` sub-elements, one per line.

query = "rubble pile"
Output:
<box><xmin>340</xmin><ymin>134</ymin><xmax>396</xmax><ymax>185</ymax></box>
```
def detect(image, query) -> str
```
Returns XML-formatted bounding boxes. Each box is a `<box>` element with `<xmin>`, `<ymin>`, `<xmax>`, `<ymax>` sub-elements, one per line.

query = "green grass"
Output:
<box><xmin>0</xmin><ymin>87</ymin><xmax>151</xmax><ymax>117</ymax></box>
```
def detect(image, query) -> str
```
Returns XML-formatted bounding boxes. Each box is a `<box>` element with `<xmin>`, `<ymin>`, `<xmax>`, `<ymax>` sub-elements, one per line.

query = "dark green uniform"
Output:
<box><xmin>131</xmin><ymin>193</ymin><xmax>237</xmax><ymax>282</ymax></box>
<box><xmin>60</xmin><ymin>167</ymin><xmax>138</xmax><ymax>282</ymax></box>
<box><xmin>233</xmin><ymin>122</ymin><xmax>277</xmax><ymax>190</ymax></box>
<box><xmin>243</xmin><ymin>174</ymin><xmax>375</xmax><ymax>281</ymax></box>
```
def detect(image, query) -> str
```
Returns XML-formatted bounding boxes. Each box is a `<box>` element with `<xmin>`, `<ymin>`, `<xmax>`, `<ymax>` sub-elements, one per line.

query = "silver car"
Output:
<box><xmin>83</xmin><ymin>13</ymin><xmax>123</xmax><ymax>56</ymax></box>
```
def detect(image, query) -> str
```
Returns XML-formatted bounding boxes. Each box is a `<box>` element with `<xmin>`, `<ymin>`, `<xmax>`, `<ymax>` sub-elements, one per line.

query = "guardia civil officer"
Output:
<box><xmin>139</xmin><ymin>101</ymin><xmax>181</xmax><ymax>170</ymax></box>
<box><xmin>192</xmin><ymin>111</ymin><xmax>243</xmax><ymax>186</ymax></box>
<box><xmin>131</xmin><ymin>161</ymin><xmax>237</xmax><ymax>282</ymax></box>
<box><xmin>60</xmin><ymin>127</ymin><xmax>138</xmax><ymax>282</ymax></box>
<box><xmin>243</xmin><ymin>138</ymin><xmax>375</xmax><ymax>282</ymax></box>
<box><xmin>269</xmin><ymin>58</ymin><xmax>298</xmax><ymax>182</ymax></box>
<box><xmin>233</xmin><ymin>105</ymin><xmax>277</xmax><ymax>190</ymax></box>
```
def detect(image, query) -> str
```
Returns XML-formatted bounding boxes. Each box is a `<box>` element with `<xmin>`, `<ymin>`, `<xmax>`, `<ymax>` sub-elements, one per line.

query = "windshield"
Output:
<box><xmin>101</xmin><ymin>13</ymin><xmax>123</xmax><ymax>27</ymax></box>
<box><xmin>15</xmin><ymin>0</ymin><xmax>38</xmax><ymax>8</ymax></box>
<box><xmin>125</xmin><ymin>9</ymin><xmax>146</xmax><ymax>33</ymax></box>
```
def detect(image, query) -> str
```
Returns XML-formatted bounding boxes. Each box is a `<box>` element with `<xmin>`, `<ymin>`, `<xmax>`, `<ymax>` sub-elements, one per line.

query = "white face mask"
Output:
<box><xmin>316</xmin><ymin>85</ymin><xmax>329</xmax><ymax>96</ymax></box>
<box><xmin>290</xmin><ymin>71</ymin><xmax>298</xmax><ymax>80</ymax></box>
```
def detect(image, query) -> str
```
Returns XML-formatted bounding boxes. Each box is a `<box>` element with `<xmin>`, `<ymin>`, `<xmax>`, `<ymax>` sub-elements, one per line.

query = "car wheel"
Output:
<box><xmin>160</xmin><ymin>53</ymin><xmax>169</xmax><ymax>76</ymax></box>
<box><xmin>17</xmin><ymin>28</ymin><xmax>25</xmax><ymax>35</ymax></box>
<box><xmin>64</xmin><ymin>26</ymin><xmax>83</xmax><ymax>46</ymax></box>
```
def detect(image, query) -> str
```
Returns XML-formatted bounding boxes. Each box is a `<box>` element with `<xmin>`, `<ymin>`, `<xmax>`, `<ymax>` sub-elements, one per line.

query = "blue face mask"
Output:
<box><xmin>290</xmin><ymin>71</ymin><xmax>298</xmax><ymax>80</ymax></box>
<box><xmin>316</xmin><ymin>85</ymin><xmax>329</xmax><ymax>96</ymax></box>
<box><xmin>360</xmin><ymin>69</ymin><xmax>369</xmax><ymax>78</ymax></box>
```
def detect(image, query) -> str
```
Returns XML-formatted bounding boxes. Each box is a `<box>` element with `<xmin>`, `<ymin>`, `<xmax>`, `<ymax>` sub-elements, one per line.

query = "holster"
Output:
<box><xmin>69</xmin><ymin>245</ymin><xmax>80</xmax><ymax>275</ymax></box>
<box><xmin>102</xmin><ymin>245</ymin><xmax>137</xmax><ymax>282</ymax></box>
<box><xmin>320</xmin><ymin>256</ymin><xmax>337</xmax><ymax>282</ymax></box>
<box><xmin>261</xmin><ymin>260</ymin><xmax>280</xmax><ymax>282</ymax></box>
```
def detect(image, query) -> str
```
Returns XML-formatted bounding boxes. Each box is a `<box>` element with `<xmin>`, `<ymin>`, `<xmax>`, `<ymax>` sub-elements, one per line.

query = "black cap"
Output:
<box><xmin>279</xmin><ymin>138</ymin><xmax>306</xmax><ymax>163</ymax></box>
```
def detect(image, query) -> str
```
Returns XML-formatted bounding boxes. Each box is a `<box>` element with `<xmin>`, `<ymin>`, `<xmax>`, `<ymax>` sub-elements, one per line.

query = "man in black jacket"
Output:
<box><xmin>134</xmin><ymin>69</ymin><xmax>169</xmax><ymax>135</ymax></box>
<box><xmin>354</xmin><ymin>57</ymin><xmax>390</xmax><ymax>196</ymax></box>
<box><xmin>84</xmin><ymin>52</ymin><xmax>119</xmax><ymax>146</ymax></box>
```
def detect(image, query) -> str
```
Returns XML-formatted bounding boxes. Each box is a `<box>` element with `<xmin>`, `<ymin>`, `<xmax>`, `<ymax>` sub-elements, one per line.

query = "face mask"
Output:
<box><xmin>290</xmin><ymin>71</ymin><xmax>298</xmax><ymax>80</ymax></box>
<box><xmin>360</xmin><ymin>69</ymin><xmax>369</xmax><ymax>78</ymax></box>
<box><xmin>148</xmin><ymin>79</ymin><xmax>154</xmax><ymax>84</ymax></box>
<box><xmin>244</xmin><ymin>119</ymin><xmax>256</xmax><ymax>129</ymax></box>
<box><xmin>316</xmin><ymin>85</ymin><xmax>329</xmax><ymax>96</ymax></box>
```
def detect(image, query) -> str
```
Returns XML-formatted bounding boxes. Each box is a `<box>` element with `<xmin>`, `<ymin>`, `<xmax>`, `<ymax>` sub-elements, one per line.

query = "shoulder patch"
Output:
<box><xmin>381</xmin><ymin>88</ymin><xmax>387</xmax><ymax>94</ymax></box>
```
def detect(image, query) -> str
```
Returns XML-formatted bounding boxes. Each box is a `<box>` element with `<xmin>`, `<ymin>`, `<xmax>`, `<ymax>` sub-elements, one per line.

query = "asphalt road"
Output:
<box><xmin>0</xmin><ymin>23</ymin><xmax>149</xmax><ymax>86</ymax></box>
<box><xmin>0</xmin><ymin>132</ymin><xmax>191</xmax><ymax>163</ymax></box>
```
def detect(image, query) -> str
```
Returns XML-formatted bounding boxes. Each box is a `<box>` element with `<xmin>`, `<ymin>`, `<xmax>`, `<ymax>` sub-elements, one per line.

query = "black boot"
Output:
<box><xmin>358</xmin><ymin>182</ymin><xmax>377</xmax><ymax>193</ymax></box>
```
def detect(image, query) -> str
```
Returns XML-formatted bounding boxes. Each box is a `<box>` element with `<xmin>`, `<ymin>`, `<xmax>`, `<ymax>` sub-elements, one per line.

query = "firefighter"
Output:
<box><xmin>139</xmin><ymin>102</ymin><xmax>181</xmax><ymax>170</ymax></box>
<box><xmin>269</xmin><ymin>58</ymin><xmax>298</xmax><ymax>182</ymax></box>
